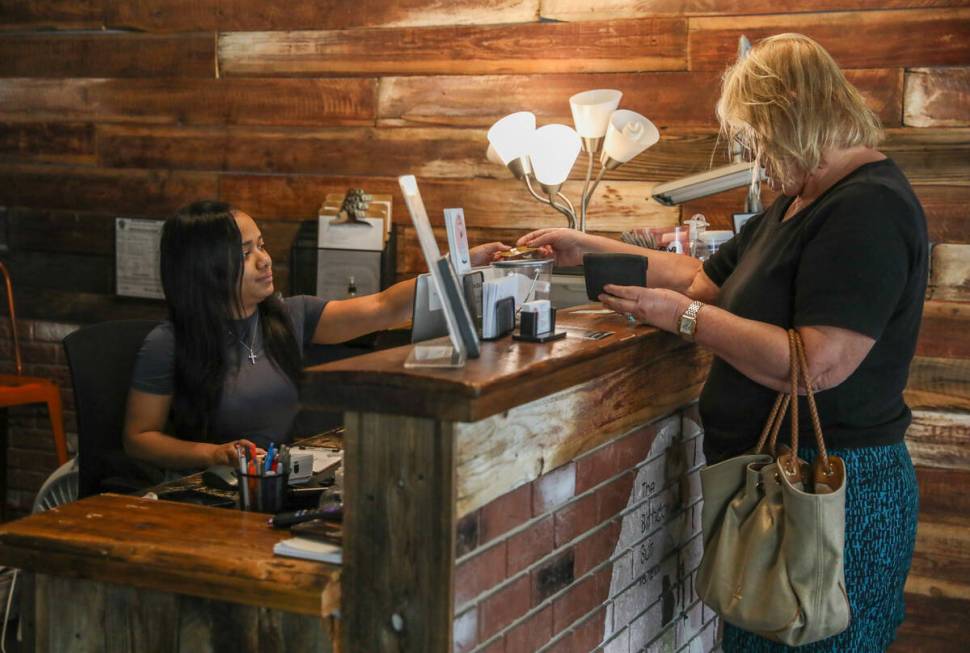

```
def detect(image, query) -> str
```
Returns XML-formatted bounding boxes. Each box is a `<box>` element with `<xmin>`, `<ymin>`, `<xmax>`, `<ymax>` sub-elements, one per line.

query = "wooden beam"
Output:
<box><xmin>892</xmin><ymin>592</ymin><xmax>970</xmax><ymax>652</ymax></box>
<box><xmin>0</xmin><ymin>0</ymin><xmax>541</xmax><ymax>32</ymax></box>
<box><xmin>0</xmin><ymin>78</ymin><xmax>377</xmax><ymax>127</ymax></box>
<box><xmin>0</xmin><ymin>163</ymin><xmax>218</xmax><ymax>215</ymax></box>
<box><xmin>220</xmin><ymin>173</ymin><xmax>678</xmax><ymax>231</ymax></box>
<box><xmin>907</xmin><ymin>409</ymin><xmax>970</xmax><ymax>470</ymax></box>
<box><xmin>915</xmin><ymin>465</ymin><xmax>970</xmax><ymax>516</ymax></box>
<box><xmin>542</xmin><ymin>0</ymin><xmax>970</xmax><ymax>22</ymax></box>
<box><xmin>906</xmin><ymin>512</ymin><xmax>970</xmax><ymax>601</ymax></box>
<box><xmin>688</xmin><ymin>9</ymin><xmax>970</xmax><ymax>71</ymax></box>
<box><xmin>905</xmin><ymin>356</ymin><xmax>970</xmax><ymax>412</ymax></box>
<box><xmin>342</xmin><ymin>412</ymin><xmax>455</xmax><ymax>652</ymax></box>
<box><xmin>377</xmin><ymin>69</ymin><xmax>901</xmax><ymax>127</ymax></box>
<box><xmin>916</xmin><ymin>185</ymin><xmax>970</xmax><ymax>245</ymax></box>
<box><xmin>218</xmin><ymin>19</ymin><xmax>686</xmax><ymax>77</ymax></box>
<box><xmin>905</xmin><ymin>67</ymin><xmax>970</xmax><ymax>127</ymax></box>
<box><xmin>0</xmin><ymin>122</ymin><xmax>94</xmax><ymax>166</ymax></box>
<box><xmin>883</xmin><ymin>127</ymin><xmax>970</xmax><ymax>185</ymax></box>
<box><xmin>0</xmin><ymin>32</ymin><xmax>214</xmax><ymax>78</ymax></box>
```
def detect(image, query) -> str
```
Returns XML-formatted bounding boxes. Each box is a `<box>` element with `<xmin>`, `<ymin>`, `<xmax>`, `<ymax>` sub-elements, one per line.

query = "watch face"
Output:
<box><xmin>679</xmin><ymin>315</ymin><xmax>695</xmax><ymax>335</ymax></box>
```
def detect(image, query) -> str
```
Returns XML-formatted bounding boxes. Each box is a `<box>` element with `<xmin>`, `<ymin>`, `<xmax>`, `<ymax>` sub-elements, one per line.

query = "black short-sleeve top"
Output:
<box><xmin>130</xmin><ymin>295</ymin><xmax>327</xmax><ymax>449</ymax></box>
<box><xmin>700</xmin><ymin>159</ymin><xmax>928</xmax><ymax>461</ymax></box>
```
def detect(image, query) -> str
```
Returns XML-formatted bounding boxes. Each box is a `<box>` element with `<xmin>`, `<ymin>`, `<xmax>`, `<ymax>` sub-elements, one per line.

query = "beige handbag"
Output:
<box><xmin>696</xmin><ymin>330</ymin><xmax>850</xmax><ymax>646</ymax></box>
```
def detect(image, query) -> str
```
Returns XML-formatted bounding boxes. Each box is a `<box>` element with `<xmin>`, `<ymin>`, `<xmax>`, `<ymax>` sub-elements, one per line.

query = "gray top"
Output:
<box><xmin>130</xmin><ymin>296</ymin><xmax>327</xmax><ymax>449</ymax></box>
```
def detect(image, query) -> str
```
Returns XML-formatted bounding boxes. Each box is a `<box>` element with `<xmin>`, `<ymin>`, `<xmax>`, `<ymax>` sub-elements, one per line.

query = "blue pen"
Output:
<box><xmin>264</xmin><ymin>443</ymin><xmax>275</xmax><ymax>474</ymax></box>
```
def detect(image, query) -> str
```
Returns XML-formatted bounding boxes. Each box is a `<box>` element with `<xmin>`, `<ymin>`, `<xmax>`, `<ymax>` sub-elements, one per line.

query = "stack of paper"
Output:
<box><xmin>482</xmin><ymin>275</ymin><xmax>518</xmax><ymax>338</ymax></box>
<box><xmin>273</xmin><ymin>537</ymin><xmax>342</xmax><ymax>564</ymax></box>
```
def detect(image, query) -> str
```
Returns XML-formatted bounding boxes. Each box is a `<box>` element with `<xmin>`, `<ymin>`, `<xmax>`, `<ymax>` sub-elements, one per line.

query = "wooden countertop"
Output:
<box><xmin>0</xmin><ymin>494</ymin><xmax>338</xmax><ymax>616</ymax></box>
<box><xmin>303</xmin><ymin>305</ymin><xmax>695</xmax><ymax>422</ymax></box>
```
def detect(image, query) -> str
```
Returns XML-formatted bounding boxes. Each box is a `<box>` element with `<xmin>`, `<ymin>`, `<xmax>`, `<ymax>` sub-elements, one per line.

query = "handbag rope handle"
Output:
<box><xmin>754</xmin><ymin>330</ymin><xmax>832</xmax><ymax>475</ymax></box>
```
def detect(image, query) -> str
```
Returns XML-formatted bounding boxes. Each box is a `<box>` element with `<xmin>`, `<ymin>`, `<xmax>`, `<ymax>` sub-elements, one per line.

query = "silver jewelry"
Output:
<box><xmin>238</xmin><ymin>312</ymin><xmax>259</xmax><ymax>365</ymax></box>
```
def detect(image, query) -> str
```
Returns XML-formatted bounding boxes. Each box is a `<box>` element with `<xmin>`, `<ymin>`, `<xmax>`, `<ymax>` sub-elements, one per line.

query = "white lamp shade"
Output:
<box><xmin>487</xmin><ymin>111</ymin><xmax>536</xmax><ymax>165</ymax></box>
<box><xmin>603</xmin><ymin>110</ymin><xmax>660</xmax><ymax>164</ymax></box>
<box><xmin>486</xmin><ymin>143</ymin><xmax>503</xmax><ymax>166</ymax></box>
<box><xmin>529</xmin><ymin>124</ymin><xmax>581</xmax><ymax>186</ymax></box>
<box><xmin>569</xmin><ymin>89</ymin><xmax>622</xmax><ymax>138</ymax></box>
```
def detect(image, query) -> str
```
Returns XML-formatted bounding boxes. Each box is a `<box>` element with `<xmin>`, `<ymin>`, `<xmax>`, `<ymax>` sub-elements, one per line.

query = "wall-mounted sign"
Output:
<box><xmin>115</xmin><ymin>217</ymin><xmax>164</xmax><ymax>299</ymax></box>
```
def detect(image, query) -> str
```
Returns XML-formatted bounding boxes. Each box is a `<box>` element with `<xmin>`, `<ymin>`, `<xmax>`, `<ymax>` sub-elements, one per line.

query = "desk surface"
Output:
<box><xmin>0</xmin><ymin>493</ymin><xmax>338</xmax><ymax>616</ymax></box>
<box><xmin>303</xmin><ymin>305</ymin><xmax>691</xmax><ymax>422</ymax></box>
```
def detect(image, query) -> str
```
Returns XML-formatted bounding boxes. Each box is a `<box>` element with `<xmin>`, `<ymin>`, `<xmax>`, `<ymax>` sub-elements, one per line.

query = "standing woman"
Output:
<box><xmin>124</xmin><ymin>200</ymin><xmax>505</xmax><ymax>470</ymax></box>
<box><xmin>519</xmin><ymin>34</ymin><xmax>926</xmax><ymax>651</ymax></box>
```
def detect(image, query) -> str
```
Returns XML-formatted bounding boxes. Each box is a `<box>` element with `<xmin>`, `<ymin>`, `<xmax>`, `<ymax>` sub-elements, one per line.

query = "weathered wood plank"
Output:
<box><xmin>543</xmin><ymin>0</ymin><xmax>970</xmax><ymax>21</ymax></box>
<box><xmin>454</xmin><ymin>339</ymin><xmax>708</xmax><ymax>516</ymax></box>
<box><xmin>918</xmin><ymin>300</ymin><xmax>970</xmax><ymax>359</ymax></box>
<box><xmin>906</xmin><ymin>512</ymin><xmax>970</xmax><ymax>600</ymax></box>
<box><xmin>0</xmin><ymin>0</ymin><xmax>540</xmax><ymax>31</ymax></box>
<box><xmin>915</xmin><ymin>465</ymin><xmax>970</xmax><ymax>516</ymax></box>
<box><xmin>0</xmin><ymin>250</ymin><xmax>114</xmax><ymax>295</ymax></box>
<box><xmin>883</xmin><ymin>127</ymin><xmax>970</xmax><ymax>185</ymax></box>
<box><xmin>929</xmin><ymin>243</ymin><xmax>970</xmax><ymax>301</ymax></box>
<box><xmin>377</xmin><ymin>69</ymin><xmax>902</xmax><ymax>127</ymax></box>
<box><xmin>218</xmin><ymin>19</ymin><xmax>686</xmax><ymax>77</ymax></box>
<box><xmin>342</xmin><ymin>412</ymin><xmax>454</xmax><ymax>652</ymax></box>
<box><xmin>0</xmin><ymin>163</ymin><xmax>218</xmax><ymax>215</ymax></box>
<box><xmin>221</xmin><ymin>173</ymin><xmax>678</xmax><ymax>231</ymax></box>
<box><xmin>9</xmin><ymin>288</ymin><xmax>167</xmax><ymax>325</ymax></box>
<box><xmin>905</xmin><ymin>67</ymin><xmax>970</xmax><ymax>127</ymax></box>
<box><xmin>891</xmin><ymin>592</ymin><xmax>970</xmax><ymax>653</ymax></box>
<box><xmin>98</xmin><ymin>125</ymin><xmax>494</xmax><ymax>178</ymax></box>
<box><xmin>688</xmin><ymin>9</ymin><xmax>970</xmax><ymax>71</ymax></box>
<box><xmin>0</xmin><ymin>78</ymin><xmax>377</xmax><ymax>127</ymax></box>
<box><xmin>906</xmin><ymin>409</ymin><xmax>970</xmax><ymax>470</ymax></box>
<box><xmin>0</xmin><ymin>122</ymin><xmax>95</xmax><ymax>165</ymax></box>
<box><xmin>0</xmin><ymin>32</ymin><xmax>214</xmax><ymax>78</ymax></box>
<box><xmin>905</xmin><ymin>356</ymin><xmax>970</xmax><ymax>411</ymax></box>
<box><xmin>916</xmin><ymin>185</ymin><xmax>970</xmax><ymax>244</ymax></box>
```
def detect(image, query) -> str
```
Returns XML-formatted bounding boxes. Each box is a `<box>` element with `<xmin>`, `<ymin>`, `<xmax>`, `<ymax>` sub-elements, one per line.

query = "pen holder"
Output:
<box><xmin>239</xmin><ymin>471</ymin><xmax>289</xmax><ymax>513</ymax></box>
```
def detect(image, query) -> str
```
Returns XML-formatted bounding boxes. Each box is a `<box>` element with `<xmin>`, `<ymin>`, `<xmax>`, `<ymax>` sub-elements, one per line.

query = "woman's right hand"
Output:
<box><xmin>517</xmin><ymin>228</ymin><xmax>598</xmax><ymax>267</ymax></box>
<box><xmin>209</xmin><ymin>439</ymin><xmax>264</xmax><ymax>467</ymax></box>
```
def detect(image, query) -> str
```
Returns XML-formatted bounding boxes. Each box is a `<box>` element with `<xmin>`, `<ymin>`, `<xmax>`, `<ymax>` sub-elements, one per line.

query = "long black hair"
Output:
<box><xmin>161</xmin><ymin>200</ymin><xmax>302</xmax><ymax>440</ymax></box>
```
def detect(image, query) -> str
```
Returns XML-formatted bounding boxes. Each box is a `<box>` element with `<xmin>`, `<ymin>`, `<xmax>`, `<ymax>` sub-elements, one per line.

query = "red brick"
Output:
<box><xmin>575</xmin><ymin>422</ymin><xmax>658</xmax><ymax>493</ymax></box>
<box><xmin>596</xmin><ymin>472</ymin><xmax>635</xmax><ymax>523</ymax></box>
<box><xmin>456</xmin><ymin>510</ymin><xmax>480</xmax><ymax>558</ymax></box>
<box><xmin>532</xmin><ymin>462</ymin><xmax>575</xmax><ymax>516</ymax></box>
<box><xmin>480</xmin><ymin>574</ymin><xmax>532</xmax><ymax>640</ymax></box>
<box><xmin>478</xmin><ymin>636</ymin><xmax>505</xmax><ymax>653</ymax></box>
<box><xmin>552</xmin><ymin>575</ymin><xmax>594</xmax><ymax>634</ymax></box>
<box><xmin>540</xmin><ymin>633</ymin><xmax>574</xmax><ymax>653</ymax></box>
<box><xmin>480</xmin><ymin>483</ymin><xmax>531</xmax><ymax>544</ymax></box>
<box><xmin>505</xmin><ymin>606</ymin><xmax>552</xmax><ymax>653</ymax></box>
<box><xmin>554</xmin><ymin>492</ymin><xmax>597</xmax><ymax>547</ymax></box>
<box><xmin>572</xmin><ymin>605</ymin><xmax>608</xmax><ymax>652</ymax></box>
<box><xmin>507</xmin><ymin>515</ymin><xmax>554</xmax><ymax>576</ymax></box>
<box><xmin>575</xmin><ymin>520</ymin><xmax>621</xmax><ymax>577</ymax></box>
<box><xmin>455</xmin><ymin>541</ymin><xmax>507</xmax><ymax>609</ymax></box>
<box><xmin>532</xmin><ymin>549</ymin><xmax>574</xmax><ymax>605</ymax></box>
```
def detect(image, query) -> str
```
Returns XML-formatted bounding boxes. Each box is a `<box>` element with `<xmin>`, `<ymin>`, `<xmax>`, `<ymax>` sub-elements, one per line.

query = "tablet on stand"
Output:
<box><xmin>399</xmin><ymin>175</ymin><xmax>480</xmax><ymax>368</ymax></box>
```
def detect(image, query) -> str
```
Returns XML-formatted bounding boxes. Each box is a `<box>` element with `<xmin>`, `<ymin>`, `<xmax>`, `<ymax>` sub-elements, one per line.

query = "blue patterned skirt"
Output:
<box><xmin>721</xmin><ymin>442</ymin><xmax>919</xmax><ymax>653</ymax></box>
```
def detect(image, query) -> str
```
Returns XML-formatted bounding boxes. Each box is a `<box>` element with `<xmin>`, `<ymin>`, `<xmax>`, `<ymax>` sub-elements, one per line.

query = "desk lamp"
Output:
<box><xmin>486</xmin><ymin>91</ymin><xmax>659</xmax><ymax>232</ymax></box>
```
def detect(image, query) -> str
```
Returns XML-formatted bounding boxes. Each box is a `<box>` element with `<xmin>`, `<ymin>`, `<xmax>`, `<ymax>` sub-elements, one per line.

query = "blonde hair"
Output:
<box><xmin>716</xmin><ymin>33</ymin><xmax>881</xmax><ymax>189</ymax></box>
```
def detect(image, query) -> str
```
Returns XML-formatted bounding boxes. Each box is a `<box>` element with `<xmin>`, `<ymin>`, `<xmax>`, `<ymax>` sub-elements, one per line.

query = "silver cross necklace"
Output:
<box><xmin>238</xmin><ymin>311</ymin><xmax>259</xmax><ymax>365</ymax></box>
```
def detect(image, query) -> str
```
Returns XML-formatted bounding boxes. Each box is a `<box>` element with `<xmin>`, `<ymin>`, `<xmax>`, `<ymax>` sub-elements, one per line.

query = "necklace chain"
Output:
<box><xmin>238</xmin><ymin>312</ymin><xmax>259</xmax><ymax>365</ymax></box>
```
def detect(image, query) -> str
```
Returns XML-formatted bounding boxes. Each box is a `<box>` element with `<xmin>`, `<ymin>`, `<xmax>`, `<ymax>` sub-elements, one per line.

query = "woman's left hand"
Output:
<box><xmin>599</xmin><ymin>285</ymin><xmax>692</xmax><ymax>333</ymax></box>
<box><xmin>469</xmin><ymin>241</ymin><xmax>511</xmax><ymax>266</ymax></box>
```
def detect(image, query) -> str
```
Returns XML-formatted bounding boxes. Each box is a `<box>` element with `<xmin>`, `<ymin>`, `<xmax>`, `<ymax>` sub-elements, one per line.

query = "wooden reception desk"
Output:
<box><xmin>0</xmin><ymin>306</ymin><xmax>712</xmax><ymax>653</ymax></box>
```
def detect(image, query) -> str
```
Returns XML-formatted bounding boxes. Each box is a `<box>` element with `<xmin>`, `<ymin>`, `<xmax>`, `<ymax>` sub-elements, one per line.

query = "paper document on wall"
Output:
<box><xmin>273</xmin><ymin>537</ymin><xmax>342</xmax><ymax>564</ymax></box>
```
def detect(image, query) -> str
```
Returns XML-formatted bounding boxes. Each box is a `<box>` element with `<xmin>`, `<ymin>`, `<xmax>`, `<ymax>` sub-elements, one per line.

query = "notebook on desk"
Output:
<box><xmin>273</xmin><ymin>537</ymin><xmax>342</xmax><ymax>564</ymax></box>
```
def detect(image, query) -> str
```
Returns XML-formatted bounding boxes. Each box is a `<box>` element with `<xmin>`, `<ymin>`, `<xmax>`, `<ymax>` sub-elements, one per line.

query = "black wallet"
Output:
<box><xmin>583</xmin><ymin>253</ymin><xmax>648</xmax><ymax>301</ymax></box>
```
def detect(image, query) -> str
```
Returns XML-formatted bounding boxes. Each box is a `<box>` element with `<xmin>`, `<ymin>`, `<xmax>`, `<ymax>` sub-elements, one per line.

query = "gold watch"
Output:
<box><xmin>677</xmin><ymin>300</ymin><xmax>704</xmax><ymax>341</ymax></box>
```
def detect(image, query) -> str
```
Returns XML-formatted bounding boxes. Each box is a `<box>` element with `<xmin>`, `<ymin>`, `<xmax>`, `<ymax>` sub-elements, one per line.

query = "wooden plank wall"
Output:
<box><xmin>0</xmin><ymin>1</ymin><xmax>968</xmax><ymax>648</ymax></box>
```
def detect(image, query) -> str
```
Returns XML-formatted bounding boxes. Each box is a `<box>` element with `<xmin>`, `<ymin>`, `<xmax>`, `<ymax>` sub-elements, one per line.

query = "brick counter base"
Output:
<box><xmin>453</xmin><ymin>405</ymin><xmax>719</xmax><ymax>653</ymax></box>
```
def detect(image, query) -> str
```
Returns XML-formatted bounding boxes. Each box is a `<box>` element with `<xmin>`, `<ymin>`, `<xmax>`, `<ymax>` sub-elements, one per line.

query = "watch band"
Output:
<box><xmin>679</xmin><ymin>300</ymin><xmax>704</xmax><ymax>341</ymax></box>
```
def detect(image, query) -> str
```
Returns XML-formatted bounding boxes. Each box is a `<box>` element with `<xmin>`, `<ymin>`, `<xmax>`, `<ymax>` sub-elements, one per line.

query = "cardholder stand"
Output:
<box><xmin>482</xmin><ymin>296</ymin><xmax>515</xmax><ymax>340</ymax></box>
<box><xmin>514</xmin><ymin>308</ymin><xmax>567</xmax><ymax>343</ymax></box>
<box><xmin>404</xmin><ymin>336</ymin><xmax>466</xmax><ymax>368</ymax></box>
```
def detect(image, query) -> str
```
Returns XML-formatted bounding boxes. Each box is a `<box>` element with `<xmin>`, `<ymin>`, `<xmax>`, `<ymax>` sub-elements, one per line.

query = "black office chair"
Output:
<box><xmin>63</xmin><ymin>320</ymin><xmax>165</xmax><ymax>498</ymax></box>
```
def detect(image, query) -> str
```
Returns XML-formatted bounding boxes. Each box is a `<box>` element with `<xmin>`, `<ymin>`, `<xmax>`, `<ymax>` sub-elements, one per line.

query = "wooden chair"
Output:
<box><xmin>0</xmin><ymin>261</ymin><xmax>68</xmax><ymax>519</ymax></box>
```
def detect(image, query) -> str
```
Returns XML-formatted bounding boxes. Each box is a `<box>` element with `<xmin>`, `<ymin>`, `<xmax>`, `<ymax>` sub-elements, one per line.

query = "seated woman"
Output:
<box><xmin>124</xmin><ymin>200</ymin><xmax>506</xmax><ymax>470</ymax></box>
<box><xmin>520</xmin><ymin>34</ymin><xmax>926</xmax><ymax>652</ymax></box>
